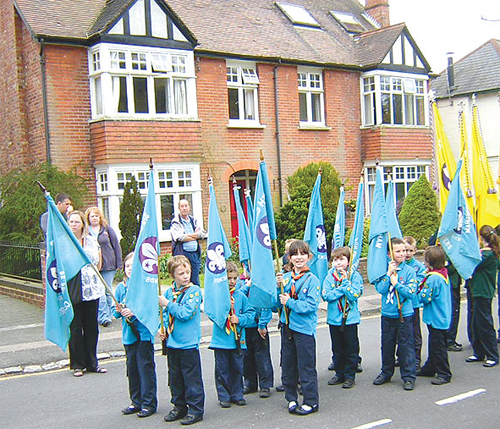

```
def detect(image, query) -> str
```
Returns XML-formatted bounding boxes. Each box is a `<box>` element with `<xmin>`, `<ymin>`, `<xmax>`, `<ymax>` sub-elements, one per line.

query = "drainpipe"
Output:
<box><xmin>273</xmin><ymin>66</ymin><xmax>283</xmax><ymax>207</ymax></box>
<box><xmin>39</xmin><ymin>38</ymin><xmax>51</xmax><ymax>164</ymax></box>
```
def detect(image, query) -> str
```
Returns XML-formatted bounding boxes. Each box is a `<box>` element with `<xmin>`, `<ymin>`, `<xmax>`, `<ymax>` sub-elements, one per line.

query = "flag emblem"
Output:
<box><xmin>206</xmin><ymin>242</ymin><xmax>227</xmax><ymax>274</ymax></box>
<box><xmin>257</xmin><ymin>216</ymin><xmax>271</xmax><ymax>249</ymax></box>
<box><xmin>47</xmin><ymin>259</ymin><xmax>61</xmax><ymax>292</ymax></box>
<box><xmin>454</xmin><ymin>207</ymin><xmax>464</xmax><ymax>235</ymax></box>
<box><xmin>139</xmin><ymin>236</ymin><xmax>159</xmax><ymax>274</ymax></box>
<box><xmin>315</xmin><ymin>225</ymin><xmax>327</xmax><ymax>253</ymax></box>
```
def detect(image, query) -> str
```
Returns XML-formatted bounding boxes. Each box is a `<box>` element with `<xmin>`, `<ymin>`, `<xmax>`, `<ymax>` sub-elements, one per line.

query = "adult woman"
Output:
<box><xmin>68</xmin><ymin>210</ymin><xmax>107</xmax><ymax>377</ymax></box>
<box><xmin>465</xmin><ymin>225</ymin><xmax>499</xmax><ymax>368</ymax></box>
<box><xmin>85</xmin><ymin>207</ymin><xmax>122</xmax><ymax>326</ymax></box>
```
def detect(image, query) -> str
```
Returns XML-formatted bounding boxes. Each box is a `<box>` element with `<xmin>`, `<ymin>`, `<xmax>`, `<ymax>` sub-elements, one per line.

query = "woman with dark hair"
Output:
<box><xmin>86</xmin><ymin>206</ymin><xmax>122</xmax><ymax>327</ymax></box>
<box><xmin>465</xmin><ymin>225</ymin><xmax>499</xmax><ymax>368</ymax></box>
<box><xmin>68</xmin><ymin>210</ymin><xmax>107</xmax><ymax>377</ymax></box>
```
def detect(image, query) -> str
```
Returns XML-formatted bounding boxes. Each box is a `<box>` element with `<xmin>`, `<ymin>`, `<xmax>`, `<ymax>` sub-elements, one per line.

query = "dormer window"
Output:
<box><xmin>276</xmin><ymin>2</ymin><xmax>321</xmax><ymax>28</ymax></box>
<box><xmin>329</xmin><ymin>11</ymin><xmax>366</xmax><ymax>33</ymax></box>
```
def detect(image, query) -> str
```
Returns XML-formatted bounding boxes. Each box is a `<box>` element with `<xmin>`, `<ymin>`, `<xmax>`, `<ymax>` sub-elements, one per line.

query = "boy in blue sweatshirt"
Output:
<box><xmin>209</xmin><ymin>261</ymin><xmax>256</xmax><ymax>408</ymax></box>
<box><xmin>159</xmin><ymin>255</ymin><xmax>204</xmax><ymax>426</ymax></box>
<box><xmin>416</xmin><ymin>245</ymin><xmax>452</xmax><ymax>384</ymax></box>
<box><xmin>115</xmin><ymin>252</ymin><xmax>157</xmax><ymax>418</ymax></box>
<box><xmin>322</xmin><ymin>246</ymin><xmax>363</xmax><ymax>389</ymax></box>
<box><xmin>373</xmin><ymin>238</ymin><xmax>417</xmax><ymax>390</ymax></box>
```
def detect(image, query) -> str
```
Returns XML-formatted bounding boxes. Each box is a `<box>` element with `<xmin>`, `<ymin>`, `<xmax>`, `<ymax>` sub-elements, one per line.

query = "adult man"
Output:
<box><xmin>40</xmin><ymin>193</ymin><xmax>72</xmax><ymax>234</ymax></box>
<box><xmin>169</xmin><ymin>199</ymin><xmax>205</xmax><ymax>285</ymax></box>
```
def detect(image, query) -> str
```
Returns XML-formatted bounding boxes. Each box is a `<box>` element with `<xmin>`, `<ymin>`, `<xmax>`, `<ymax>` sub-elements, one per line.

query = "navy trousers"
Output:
<box><xmin>167</xmin><ymin>347</ymin><xmax>205</xmax><ymax>416</ymax></box>
<box><xmin>420</xmin><ymin>325</ymin><xmax>452</xmax><ymax>381</ymax></box>
<box><xmin>183</xmin><ymin>250</ymin><xmax>201</xmax><ymax>286</ymax></box>
<box><xmin>446</xmin><ymin>285</ymin><xmax>461</xmax><ymax>346</ymax></box>
<box><xmin>69</xmin><ymin>299</ymin><xmax>99</xmax><ymax>371</ymax></box>
<box><xmin>472</xmin><ymin>297</ymin><xmax>499</xmax><ymax>362</ymax></box>
<box><xmin>214</xmin><ymin>348</ymin><xmax>244</xmax><ymax>402</ymax></box>
<box><xmin>125</xmin><ymin>340</ymin><xmax>157</xmax><ymax>411</ymax></box>
<box><xmin>243</xmin><ymin>328</ymin><xmax>274</xmax><ymax>390</ymax></box>
<box><xmin>281</xmin><ymin>329</ymin><xmax>319</xmax><ymax>406</ymax></box>
<box><xmin>329</xmin><ymin>324</ymin><xmax>359</xmax><ymax>380</ymax></box>
<box><xmin>381</xmin><ymin>315</ymin><xmax>416</xmax><ymax>381</ymax></box>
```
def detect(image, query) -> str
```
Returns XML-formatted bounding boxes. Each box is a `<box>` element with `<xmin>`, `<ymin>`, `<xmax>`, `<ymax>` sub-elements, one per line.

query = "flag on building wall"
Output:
<box><xmin>303</xmin><ymin>172</ymin><xmax>328</xmax><ymax>283</ymax></box>
<box><xmin>204</xmin><ymin>184</ymin><xmax>232</xmax><ymax>329</ymax></box>
<box><xmin>333</xmin><ymin>185</ymin><xmax>345</xmax><ymax>250</ymax></box>
<box><xmin>438</xmin><ymin>160</ymin><xmax>482</xmax><ymax>279</ymax></box>
<box><xmin>385</xmin><ymin>179</ymin><xmax>402</xmax><ymax>239</ymax></box>
<box><xmin>349</xmin><ymin>179</ymin><xmax>365</xmax><ymax>276</ymax></box>
<box><xmin>125</xmin><ymin>169</ymin><xmax>161</xmax><ymax>337</ymax></box>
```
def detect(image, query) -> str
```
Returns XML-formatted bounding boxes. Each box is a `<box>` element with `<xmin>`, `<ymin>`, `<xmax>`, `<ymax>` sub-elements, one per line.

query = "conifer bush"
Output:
<box><xmin>399</xmin><ymin>175</ymin><xmax>440</xmax><ymax>248</ymax></box>
<box><xmin>119</xmin><ymin>176</ymin><xmax>144</xmax><ymax>256</ymax></box>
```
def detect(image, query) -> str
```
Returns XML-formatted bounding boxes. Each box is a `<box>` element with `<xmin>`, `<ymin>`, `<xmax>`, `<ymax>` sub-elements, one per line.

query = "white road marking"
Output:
<box><xmin>350</xmin><ymin>418</ymin><xmax>392</xmax><ymax>429</ymax></box>
<box><xmin>435</xmin><ymin>388</ymin><xmax>486</xmax><ymax>405</ymax></box>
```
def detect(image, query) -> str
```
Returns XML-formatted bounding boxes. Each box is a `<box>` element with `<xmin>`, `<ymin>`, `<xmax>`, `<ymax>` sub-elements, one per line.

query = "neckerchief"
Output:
<box><xmin>225</xmin><ymin>284</ymin><xmax>237</xmax><ymax>335</ymax></box>
<box><xmin>386</xmin><ymin>265</ymin><xmax>402</xmax><ymax>305</ymax></box>
<box><xmin>418</xmin><ymin>267</ymin><xmax>448</xmax><ymax>293</ymax></box>
<box><xmin>167</xmin><ymin>283</ymin><xmax>192</xmax><ymax>334</ymax></box>
<box><xmin>290</xmin><ymin>267</ymin><xmax>310</xmax><ymax>299</ymax></box>
<box><xmin>331</xmin><ymin>270</ymin><xmax>349</xmax><ymax>312</ymax></box>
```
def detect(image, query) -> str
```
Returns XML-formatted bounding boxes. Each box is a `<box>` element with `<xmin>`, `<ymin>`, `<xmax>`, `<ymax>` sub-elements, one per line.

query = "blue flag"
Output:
<box><xmin>438</xmin><ymin>160</ymin><xmax>482</xmax><ymax>279</ymax></box>
<box><xmin>44</xmin><ymin>194</ymin><xmax>92</xmax><ymax>350</ymax></box>
<box><xmin>245</xmin><ymin>189</ymin><xmax>255</xmax><ymax>234</ymax></box>
<box><xmin>349</xmin><ymin>180</ymin><xmax>365</xmax><ymax>276</ymax></box>
<box><xmin>126</xmin><ymin>169</ymin><xmax>160</xmax><ymax>337</ymax></box>
<box><xmin>258</xmin><ymin>161</ymin><xmax>277</xmax><ymax>240</ymax></box>
<box><xmin>367</xmin><ymin>168</ymin><xmax>389</xmax><ymax>283</ymax></box>
<box><xmin>303</xmin><ymin>173</ymin><xmax>328</xmax><ymax>283</ymax></box>
<box><xmin>333</xmin><ymin>186</ymin><xmax>345</xmax><ymax>249</ymax></box>
<box><xmin>385</xmin><ymin>179</ymin><xmax>402</xmax><ymax>239</ymax></box>
<box><xmin>249</xmin><ymin>166</ymin><xmax>277</xmax><ymax>308</ymax></box>
<box><xmin>204</xmin><ymin>184</ymin><xmax>233</xmax><ymax>329</ymax></box>
<box><xmin>233</xmin><ymin>185</ymin><xmax>252</xmax><ymax>272</ymax></box>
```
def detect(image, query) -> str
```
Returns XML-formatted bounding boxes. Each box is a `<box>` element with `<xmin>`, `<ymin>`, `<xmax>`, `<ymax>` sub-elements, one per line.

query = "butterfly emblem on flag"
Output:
<box><xmin>139</xmin><ymin>236</ymin><xmax>158</xmax><ymax>274</ymax></box>
<box><xmin>257</xmin><ymin>216</ymin><xmax>271</xmax><ymax>249</ymax></box>
<box><xmin>47</xmin><ymin>259</ymin><xmax>61</xmax><ymax>293</ymax></box>
<box><xmin>206</xmin><ymin>242</ymin><xmax>226</xmax><ymax>274</ymax></box>
<box><xmin>315</xmin><ymin>225</ymin><xmax>327</xmax><ymax>253</ymax></box>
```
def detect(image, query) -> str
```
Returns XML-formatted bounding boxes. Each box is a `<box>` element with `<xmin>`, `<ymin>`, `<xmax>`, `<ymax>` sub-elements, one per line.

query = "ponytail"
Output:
<box><xmin>479</xmin><ymin>225</ymin><xmax>500</xmax><ymax>258</ymax></box>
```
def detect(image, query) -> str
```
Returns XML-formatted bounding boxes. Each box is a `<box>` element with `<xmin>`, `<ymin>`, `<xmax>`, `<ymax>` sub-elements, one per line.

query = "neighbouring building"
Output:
<box><xmin>1</xmin><ymin>0</ymin><xmax>434</xmax><ymax>245</ymax></box>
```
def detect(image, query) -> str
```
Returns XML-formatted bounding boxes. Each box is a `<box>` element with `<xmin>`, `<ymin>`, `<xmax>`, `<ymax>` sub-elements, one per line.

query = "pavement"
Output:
<box><xmin>0</xmin><ymin>283</ymin><xmax>382</xmax><ymax>376</ymax></box>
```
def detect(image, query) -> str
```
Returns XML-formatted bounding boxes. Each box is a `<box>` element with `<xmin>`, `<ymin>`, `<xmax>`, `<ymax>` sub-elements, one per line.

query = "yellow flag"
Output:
<box><xmin>471</xmin><ymin>104</ymin><xmax>500</xmax><ymax>228</ymax></box>
<box><xmin>433</xmin><ymin>103</ymin><xmax>457</xmax><ymax>213</ymax></box>
<box><xmin>458</xmin><ymin>110</ymin><xmax>476</xmax><ymax>218</ymax></box>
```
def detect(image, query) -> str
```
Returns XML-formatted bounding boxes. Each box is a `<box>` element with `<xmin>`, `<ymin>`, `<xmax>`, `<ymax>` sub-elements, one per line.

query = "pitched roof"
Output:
<box><xmin>354</xmin><ymin>22</ymin><xmax>405</xmax><ymax>67</ymax></box>
<box><xmin>431</xmin><ymin>39</ymin><xmax>500</xmax><ymax>98</ymax></box>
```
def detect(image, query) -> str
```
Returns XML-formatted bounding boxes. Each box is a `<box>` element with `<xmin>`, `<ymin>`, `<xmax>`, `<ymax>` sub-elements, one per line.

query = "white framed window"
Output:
<box><xmin>276</xmin><ymin>2</ymin><xmax>321</xmax><ymax>28</ymax></box>
<box><xmin>364</xmin><ymin>163</ymin><xmax>430</xmax><ymax>214</ymax></box>
<box><xmin>226</xmin><ymin>60</ymin><xmax>262</xmax><ymax>127</ymax></box>
<box><xmin>95</xmin><ymin>163</ymin><xmax>203</xmax><ymax>242</ymax></box>
<box><xmin>361</xmin><ymin>72</ymin><xmax>428</xmax><ymax>127</ymax></box>
<box><xmin>89</xmin><ymin>43</ymin><xmax>198</xmax><ymax>120</ymax></box>
<box><xmin>298</xmin><ymin>67</ymin><xmax>325</xmax><ymax>126</ymax></box>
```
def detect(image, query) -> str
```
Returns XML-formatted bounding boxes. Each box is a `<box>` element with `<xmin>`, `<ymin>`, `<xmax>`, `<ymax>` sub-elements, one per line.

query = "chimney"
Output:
<box><xmin>447</xmin><ymin>54</ymin><xmax>455</xmax><ymax>92</ymax></box>
<box><xmin>364</xmin><ymin>0</ymin><xmax>390</xmax><ymax>27</ymax></box>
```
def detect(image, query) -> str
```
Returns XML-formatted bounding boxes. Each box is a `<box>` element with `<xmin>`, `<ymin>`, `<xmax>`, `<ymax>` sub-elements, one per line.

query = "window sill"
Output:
<box><xmin>298</xmin><ymin>124</ymin><xmax>331</xmax><ymax>131</ymax></box>
<box><xmin>89</xmin><ymin>116</ymin><xmax>201</xmax><ymax>124</ymax></box>
<box><xmin>360</xmin><ymin>124</ymin><xmax>429</xmax><ymax>130</ymax></box>
<box><xmin>226</xmin><ymin>122</ymin><xmax>266</xmax><ymax>129</ymax></box>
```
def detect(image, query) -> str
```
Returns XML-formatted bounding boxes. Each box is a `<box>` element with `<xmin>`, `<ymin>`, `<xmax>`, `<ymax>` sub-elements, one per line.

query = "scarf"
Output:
<box><xmin>167</xmin><ymin>283</ymin><xmax>192</xmax><ymax>334</ymax></box>
<box><xmin>225</xmin><ymin>284</ymin><xmax>237</xmax><ymax>335</ymax></box>
<box><xmin>418</xmin><ymin>267</ymin><xmax>448</xmax><ymax>294</ymax></box>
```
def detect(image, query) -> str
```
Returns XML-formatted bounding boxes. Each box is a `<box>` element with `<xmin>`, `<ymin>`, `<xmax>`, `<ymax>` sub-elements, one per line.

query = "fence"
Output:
<box><xmin>0</xmin><ymin>241</ymin><xmax>42</xmax><ymax>281</ymax></box>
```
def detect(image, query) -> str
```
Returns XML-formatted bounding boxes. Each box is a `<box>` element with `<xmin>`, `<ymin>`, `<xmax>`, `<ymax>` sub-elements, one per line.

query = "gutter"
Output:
<box><xmin>273</xmin><ymin>66</ymin><xmax>283</xmax><ymax>207</ymax></box>
<box><xmin>39</xmin><ymin>38</ymin><xmax>51</xmax><ymax>164</ymax></box>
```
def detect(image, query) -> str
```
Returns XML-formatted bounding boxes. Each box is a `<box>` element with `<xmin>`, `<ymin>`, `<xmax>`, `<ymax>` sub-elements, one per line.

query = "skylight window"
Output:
<box><xmin>330</xmin><ymin>11</ymin><xmax>366</xmax><ymax>33</ymax></box>
<box><xmin>277</xmin><ymin>2</ymin><xmax>320</xmax><ymax>28</ymax></box>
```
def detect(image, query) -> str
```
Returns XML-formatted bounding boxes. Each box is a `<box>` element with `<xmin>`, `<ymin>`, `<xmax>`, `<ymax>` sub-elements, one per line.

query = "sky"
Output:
<box><xmin>367</xmin><ymin>0</ymin><xmax>500</xmax><ymax>73</ymax></box>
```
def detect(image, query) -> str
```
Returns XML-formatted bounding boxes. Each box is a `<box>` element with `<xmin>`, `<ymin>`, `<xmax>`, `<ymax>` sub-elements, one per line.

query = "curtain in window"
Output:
<box><xmin>173</xmin><ymin>79</ymin><xmax>187</xmax><ymax>114</ymax></box>
<box><xmin>243</xmin><ymin>88</ymin><xmax>255</xmax><ymax>120</ymax></box>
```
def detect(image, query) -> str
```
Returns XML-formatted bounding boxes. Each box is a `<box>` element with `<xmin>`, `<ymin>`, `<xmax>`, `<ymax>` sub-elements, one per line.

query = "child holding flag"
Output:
<box><xmin>416</xmin><ymin>245</ymin><xmax>452</xmax><ymax>385</ymax></box>
<box><xmin>209</xmin><ymin>261</ymin><xmax>256</xmax><ymax>408</ymax></box>
<box><xmin>159</xmin><ymin>255</ymin><xmax>204</xmax><ymax>426</ymax></box>
<box><xmin>115</xmin><ymin>252</ymin><xmax>157</xmax><ymax>418</ymax></box>
<box><xmin>276</xmin><ymin>240</ymin><xmax>321</xmax><ymax>415</ymax></box>
<box><xmin>373</xmin><ymin>237</ymin><xmax>417</xmax><ymax>390</ymax></box>
<box><xmin>322</xmin><ymin>246</ymin><xmax>363</xmax><ymax>389</ymax></box>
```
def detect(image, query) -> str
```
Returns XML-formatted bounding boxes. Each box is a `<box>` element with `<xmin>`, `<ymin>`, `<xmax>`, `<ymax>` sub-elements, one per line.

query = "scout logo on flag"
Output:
<box><xmin>139</xmin><ymin>236</ymin><xmax>158</xmax><ymax>274</ymax></box>
<box><xmin>206</xmin><ymin>242</ymin><xmax>227</xmax><ymax>274</ymax></box>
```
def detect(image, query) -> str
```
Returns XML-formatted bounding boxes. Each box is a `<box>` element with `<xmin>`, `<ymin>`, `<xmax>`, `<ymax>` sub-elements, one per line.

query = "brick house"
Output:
<box><xmin>1</xmin><ymin>0</ymin><xmax>433</xmax><ymax>244</ymax></box>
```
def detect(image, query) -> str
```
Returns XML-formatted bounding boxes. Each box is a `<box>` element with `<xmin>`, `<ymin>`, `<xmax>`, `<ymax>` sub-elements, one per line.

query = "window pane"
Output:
<box><xmin>311</xmin><ymin>93</ymin><xmax>322</xmax><ymax>122</ymax></box>
<box><xmin>243</xmin><ymin>89</ymin><xmax>255</xmax><ymax>120</ymax></box>
<box><xmin>173</xmin><ymin>79</ymin><xmax>187</xmax><ymax>114</ymax></box>
<box><xmin>160</xmin><ymin>195</ymin><xmax>174</xmax><ymax>230</ymax></box>
<box><xmin>133</xmin><ymin>77</ymin><xmax>149</xmax><ymax>113</ymax></box>
<box><xmin>94</xmin><ymin>77</ymin><xmax>103</xmax><ymax>115</ymax></box>
<box><xmin>396</xmin><ymin>182</ymin><xmax>405</xmax><ymax>202</ymax></box>
<box><xmin>116</xmin><ymin>76</ymin><xmax>128</xmax><ymax>113</ymax></box>
<box><xmin>227</xmin><ymin>66</ymin><xmax>238</xmax><ymax>83</ymax></box>
<box><xmin>364</xmin><ymin>93</ymin><xmax>374</xmax><ymax>125</ymax></box>
<box><xmin>405</xmin><ymin>94</ymin><xmax>415</xmax><ymax>125</ymax></box>
<box><xmin>101</xmin><ymin>197</ymin><xmax>109</xmax><ymax>222</ymax></box>
<box><xmin>155</xmin><ymin>78</ymin><xmax>169</xmax><ymax>114</ymax></box>
<box><xmin>392</xmin><ymin>94</ymin><xmax>403</xmax><ymax>124</ymax></box>
<box><xmin>381</xmin><ymin>93</ymin><xmax>391</xmax><ymax>124</ymax></box>
<box><xmin>298</xmin><ymin>73</ymin><xmax>307</xmax><ymax>88</ymax></box>
<box><xmin>228</xmin><ymin>88</ymin><xmax>239</xmax><ymax>119</ymax></box>
<box><xmin>299</xmin><ymin>92</ymin><xmax>308</xmax><ymax>121</ymax></box>
<box><xmin>416</xmin><ymin>96</ymin><xmax>425</xmax><ymax>125</ymax></box>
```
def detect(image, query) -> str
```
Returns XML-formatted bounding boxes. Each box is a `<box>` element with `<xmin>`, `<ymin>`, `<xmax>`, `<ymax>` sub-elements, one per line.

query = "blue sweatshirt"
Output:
<box><xmin>237</xmin><ymin>278</ymin><xmax>273</xmax><ymax>329</ymax></box>
<box><xmin>275</xmin><ymin>271</ymin><xmax>321</xmax><ymax>337</ymax></box>
<box><xmin>322</xmin><ymin>268</ymin><xmax>363</xmax><ymax>326</ymax></box>
<box><xmin>419</xmin><ymin>271</ymin><xmax>451</xmax><ymax>330</ymax></box>
<box><xmin>406</xmin><ymin>258</ymin><xmax>426</xmax><ymax>309</ymax></box>
<box><xmin>374</xmin><ymin>263</ymin><xmax>417</xmax><ymax>318</ymax></box>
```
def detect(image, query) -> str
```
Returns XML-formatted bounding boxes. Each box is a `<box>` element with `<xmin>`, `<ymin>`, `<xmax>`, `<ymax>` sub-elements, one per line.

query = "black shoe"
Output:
<box><xmin>403</xmin><ymin>380</ymin><xmax>415</xmax><ymax>391</ymax></box>
<box><xmin>327</xmin><ymin>362</ymin><xmax>335</xmax><ymax>371</ymax></box>
<box><xmin>447</xmin><ymin>344</ymin><xmax>462</xmax><ymax>352</ymax></box>
<box><xmin>465</xmin><ymin>355</ymin><xmax>484</xmax><ymax>363</ymax></box>
<box><xmin>327</xmin><ymin>375</ymin><xmax>345</xmax><ymax>385</ymax></box>
<box><xmin>416</xmin><ymin>369</ymin><xmax>434</xmax><ymax>377</ymax></box>
<box><xmin>231</xmin><ymin>398</ymin><xmax>246</xmax><ymax>406</ymax></box>
<box><xmin>219</xmin><ymin>401</ymin><xmax>231</xmax><ymax>408</ymax></box>
<box><xmin>180</xmin><ymin>414</ymin><xmax>203</xmax><ymax>426</ymax></box>
<box><xmin>164</xmin><ymin>407</ymin><xmax>188</xmax><ymax>422</ymax></box>
<box><xmin>431</xmin><ymin>377</ymin><xmax>450</xmax><ymax>385</ymax></box>
<box><xmin>342</xmin><ymin>379</ymin><xmax>355</xmax><ymax>389</ymax></box>
<box><xmin>243</xmin><ymin>386</ymin><xmax>257</xmax><ymax>395</ymax></box>
<box><xmin>288</xmin><ymin>401</ymin><xmax>298</xmax><ymax>414</ymax></box>
<box><xmin>373</xmin><ymin>374</ymin><xmax>391</xmax><ymax>385</ymax></box>
<box><xmin>295</xmin><ymin>404</ymin><xmax>319</xmax><ymax>415</ymax></box>
<box><xmin>137</xmin><ymin>408</ymin><xmax>155</xmax><ymax>418</ymax></box>
<box><xmin>276</xmin><ymin>385</ymin><xmax>285</xmax><ymax>392</ymax></box>
<box><xmin>260</xmin><ymin>388</ymin><xmax>271</xmax><ymax>398</ymax></box>
<box><xmin>122</xmin><ymin>405</ymin><xmax>141</xmax><ymax>415</ymax></box>
<box><xmin>356</xmin><ymin>363</ymin><xmax>363</xmax><ymax>373</ymax></box>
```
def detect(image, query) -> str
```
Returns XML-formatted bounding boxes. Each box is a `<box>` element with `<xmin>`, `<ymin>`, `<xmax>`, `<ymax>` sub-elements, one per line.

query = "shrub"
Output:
<box><xmin>119</xmin><ymin>176</ymin><xmax>144</xmax><ymax>256</ymax></box>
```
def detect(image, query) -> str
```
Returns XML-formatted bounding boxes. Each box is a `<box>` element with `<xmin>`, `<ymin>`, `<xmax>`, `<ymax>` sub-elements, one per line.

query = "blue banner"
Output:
<box><xmin>333</xmin><ymin>186</ymin><xmax>345</xmax><ymax>249</ymax></box>
<box><xmin>44</xmin><ymin>194</ymin><xmax>92</xmax><ymax>351</ymax></box>
<box><xmin>438</xmin><ymin>160</ymin><xmax>482</xmax><ymax>279</ymax></box>
<box><xmin>204</xmin><ymin>184</ymin><xmax>232</xmax><ymax>329</ymax></box>
<box><xmin>385</xmin><ymin>179</ymin><xmax>402</xmax><ymax>239</ymax></box>
<box><xmin>233</xmin><ymin>185</ymin><xmax>252</xmax><ymax>272</ymax></box>
<box><xmin>245</xmin><ymin>189</ymin><xmax>255</xmax><ymax>234</ymax></box>
<box><xmin>258</xmin><ymin>161</ymin><xmax>277</xmax><ymax>240</ymax></box>
<box><xmin>303</xmin><ymin>173</ymin><xmax>328</xmax><ymax>283</ymax></box>
<box><xmin>349</xmin><ymin>181</ymin><xmax>365</xmax><ymax>276</ymax></box>
<box><xmin>126</xmin><ymin>169</ymin><xmax>161</xmax><ymax>337</ymax></box>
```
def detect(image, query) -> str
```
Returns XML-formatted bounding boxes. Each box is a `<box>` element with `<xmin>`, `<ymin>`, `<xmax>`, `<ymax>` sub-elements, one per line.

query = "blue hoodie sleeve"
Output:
<box><xmin>286</xmin><ymin>275</ymin><xmax>320</xmax><ymax>314</ymax></box>
<box><xmin>235</xmin><ymin>292</ymin><xmax>256</xmax><ymax>328</ymax></box>
<box><xmin>344</xmin><ymin>272</ymin><xmax>364</xmax><ymax>303</ymax></box>
<box><xmin>167</xmin><ymin>286</ymin><xmax>203</xmax><ymax>322</ymax></box>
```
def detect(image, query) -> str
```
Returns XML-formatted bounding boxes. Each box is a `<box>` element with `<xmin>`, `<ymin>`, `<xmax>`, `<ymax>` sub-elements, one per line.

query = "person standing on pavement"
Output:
<box><xmin>40</xmin><ymin>193</ymin><xmax>72</xmax><ymax>235</ymax></box>
<box><xmin>85</xmin><ymin>207</ymin><xmax>122</xmax><ymax>327</ymax></box>
<box><xmin>169</xmin><ymin>199</ymin><xmax>205</xmax><ymax>286</ymax></box>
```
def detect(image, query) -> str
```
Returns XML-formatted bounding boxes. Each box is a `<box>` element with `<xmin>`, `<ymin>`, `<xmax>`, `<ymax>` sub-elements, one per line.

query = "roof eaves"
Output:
<box><xmin>12</xmin><ymin>0</ymin><xmax>37</xmax><ymax>41</ymax></box>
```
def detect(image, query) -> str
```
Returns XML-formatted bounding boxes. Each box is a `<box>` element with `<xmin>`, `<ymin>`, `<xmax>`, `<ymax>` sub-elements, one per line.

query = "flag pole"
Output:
<box><xmin>387</xmin><ymin>233</ymin><xmax>404</xmax><ymax>323</ymax></box>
